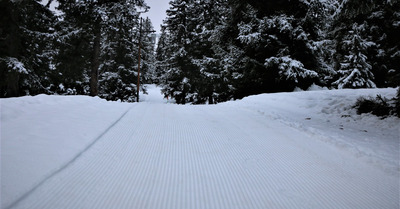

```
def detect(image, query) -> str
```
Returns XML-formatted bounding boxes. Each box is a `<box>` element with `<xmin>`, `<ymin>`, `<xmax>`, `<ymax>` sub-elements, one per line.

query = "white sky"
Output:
<box><xmin>144</xmin><ymin>0</ymin><xmax>171</xmax><ymax>34</ymax></box>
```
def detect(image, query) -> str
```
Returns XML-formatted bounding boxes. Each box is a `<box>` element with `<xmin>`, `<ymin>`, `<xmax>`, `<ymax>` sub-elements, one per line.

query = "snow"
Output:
<box><xmin>1</xmin><ymin>85</ymin><xmax>399</xmax><ymax>209</ymax></box>
<box><xmin>265</xmin><ymin>56</ymin><xmax>318</xmax><ymax>83</ymax></box>
<box><xmin>1</xmin><ymin>57</ymin><xmax>28</xmax><ymax>74</ymax></box>
<box><xmin>222</xmin><ymin>87</ymin><xmax>400</xmax><ymax>175</ymax></box>
<box><xmin>39</xmin><ymin>0</ymin><xmax>62</xmax><ymax>16</ymax></box>
<box><xmin>1</xmin><ymin>95</ymin><xmax>132</xmax><ymax>208</ymax></box>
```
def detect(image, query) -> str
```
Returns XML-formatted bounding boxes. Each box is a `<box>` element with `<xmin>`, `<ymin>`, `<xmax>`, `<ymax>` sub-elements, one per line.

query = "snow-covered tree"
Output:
<box><xmin>336</xmin><ymin>0</ymin><xmax>377</xmax><ymax>19</ymax></box>
<box><xmin>157</xmin><ymin>0</ymin><xmax>233</xmax><ymax>104</ymax></box>
<box><xmin>6</xmin><ymin>0</ymin><xmax>395</xmax><ymax>102</ymax></box>
<box><xmin>234</xmin><ymin>4</ymin><xmax>319</xmax><ymax>93</ymax></box>
<box><xmin>154</xmin><ymin>26</ymin><xmax>171</xmax><ymax>84</ymax></box>
<box><xmin>189</xmin><ymin>0</ymin><xmax>232</xmax><ymax>103</ymax></box>
<box><xmin>140</xmin><ymin>17</ymin><xmax>157</xmax><ymax>84</ymax></box>
<box><xmin>56</xmin><ymin>0</ymin><xmax>152</xmax><ymax>101</ymax></box>
<box><xmin>333</xmin><ymin>23</ymin><xmax>376</xmax><ymax>88</ymax></box>
<box><xmin>159</xmin><ymin>0</ymin><xmax>199</xmax><ymax>104</ymax></box>
<box><xmin>0</xmin><ymin>0</ymin><xmax>56</xmax><ymax>97</ymax></box>
<box><xmin>332</xmin><ymin>0</ymin><xmax>400</xmax><ymax>88</ymax></box>
<box><xmin>57</xmin><ymin>0</ymin><xmax>148</xmax><ymax>98</ymax></box>
<box><xmin>265</xmin><ymin>56</ymin><xmax>318</xmax><ymax>90</ymax></box>
<box><xmin>98</xmin><ymin>2</ymin><xmax>143</xmax><ymax>102</ymax></box>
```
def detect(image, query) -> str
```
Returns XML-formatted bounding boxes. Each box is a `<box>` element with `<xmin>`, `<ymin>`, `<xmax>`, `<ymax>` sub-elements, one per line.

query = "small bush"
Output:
<box><xmin>354</xmin><ymin>95</ymin><xmax>391</xmax><ymax>117</ymax></box>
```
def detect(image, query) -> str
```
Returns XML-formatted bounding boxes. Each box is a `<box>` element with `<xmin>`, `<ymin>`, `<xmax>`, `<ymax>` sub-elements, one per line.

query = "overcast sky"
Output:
<box><xmin>144</xmin><ymin>0</ymin><xmax>171</xmax><ymax>34</ymax></box>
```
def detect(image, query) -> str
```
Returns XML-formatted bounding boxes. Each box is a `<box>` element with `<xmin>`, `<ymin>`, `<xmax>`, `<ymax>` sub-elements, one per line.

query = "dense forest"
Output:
<box><xmin>1</xmin><ymin>0</ymin><xmax>156</xmax><ymax>102</ymax></box>
<box><xmin>1</xmin><ymin>0</ymin><xmax>399</xmax><ymax>105</ymax></box>
<box><xmin>156</xmin><ymin>0</ymin><xmax>400</xmax><ymax>104</ymax></box>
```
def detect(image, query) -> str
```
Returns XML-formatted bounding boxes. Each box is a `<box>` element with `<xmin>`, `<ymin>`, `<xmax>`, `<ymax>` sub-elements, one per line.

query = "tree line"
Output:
<box><xmin>156</xmin><ymin>0</ymin><xmax>399</xmax><ymax>104</ymax></box>
<box><xmin>1</xmin><ymin>0</ymin><xmax>399</xmax><ymax>105</ymax></box>
<box><xmin>1</xmin><ymin>0</ymin><xmax>156</xmax><ymax>102</ymax></box>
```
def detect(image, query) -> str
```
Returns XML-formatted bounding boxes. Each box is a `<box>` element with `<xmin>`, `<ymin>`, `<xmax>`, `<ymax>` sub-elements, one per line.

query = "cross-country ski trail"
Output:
<box><xmin>3</xmin><ymin>85</ymin><xmax>399</xmax><ymax>209</ymax></box>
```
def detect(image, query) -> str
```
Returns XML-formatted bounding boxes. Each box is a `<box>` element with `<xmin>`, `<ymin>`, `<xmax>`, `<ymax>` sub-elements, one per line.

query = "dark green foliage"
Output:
<box><xmin>354</xmin><ymin>94</ymin><xmax>397</xmax><ymax>117</ymax></box>
<box><xmin>332</xmin><ymin>22</ymin><xmax>376</xmax><ymax>89</ymax></box>
<box><xmin>55</xmin><ymin>0</ymin><xmax>154</xmax><ymax>101</ymax></box>
<box><xmin>332</xmin><ymin>0</ymin><xmax>400</xmax><ymax>88</ymax></box>
<box><xmin>0</xmin><ymin>0</ymin><xmax>56</xmax><ymax>97</ymax></box>
<box><xmin>1</xmin><ymin>0</ymin><xmax>398</xmax><ymax>104</ymax></box>
<box><xmin>53</xmin><ymin>23</ymin><xmax>91</xmax><ymax>95</ymax></box>
<box><xmin>159</xmin><ymin>0</ymin><xmax>229</xmax><ymax>104</ymax></box>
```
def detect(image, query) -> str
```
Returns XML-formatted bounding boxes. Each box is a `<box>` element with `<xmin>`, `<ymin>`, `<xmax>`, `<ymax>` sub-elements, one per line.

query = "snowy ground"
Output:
<box><xmin>1</xmin><ymin>85</ymin><xmax>399</xmax><ymax>209</ymax></box>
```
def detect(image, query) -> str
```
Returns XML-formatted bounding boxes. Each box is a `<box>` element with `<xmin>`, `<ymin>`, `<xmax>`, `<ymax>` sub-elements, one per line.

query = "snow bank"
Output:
<box><xmin>222</xmin><ymin>87</ymin><xmax>400</xmax><ymax>176</ymax></box>
<box><xmin>1</xmin><ymin>95</ymin><xmax>132</xmax><ymax>208</ymax></box>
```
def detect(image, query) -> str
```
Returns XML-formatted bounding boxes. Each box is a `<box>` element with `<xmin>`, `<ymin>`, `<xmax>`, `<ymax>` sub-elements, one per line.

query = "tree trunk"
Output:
<box><xmin>6</xmin><ymin>71</ymin><xmax>20</xmax><ymax>97</ymax></box>
<box><xmin>90</xmin><ymin>26</ymin><xmax>101</xmax><ymax>97</ymax></box>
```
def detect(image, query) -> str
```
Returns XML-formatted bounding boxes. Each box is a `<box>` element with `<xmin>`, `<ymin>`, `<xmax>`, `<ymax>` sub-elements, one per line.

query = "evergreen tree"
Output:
<box><xmin>231</xmin><ymin>2</ymin><xmax>319</xmax><ymax>95</ymax></box>
<box><xmin>154</xmin><ymin>26</ymin><xmax>171</xmax><ymax>85</ymax></box>
<box><xmin>98</xmin><ymin>3</ymin><xmax>145</xmax><ymax>102</ymax></box>
<box><xmin>332</xmin><ymin>0</ymin><xmax>400</xmax><ymax>88</ymax></box>
<box><xmin>57</xmin><ymin>0</ymin><xmax>103</xmax><ymax>96</ymax></box>
<box><xmin>190</xmin><ymin>0</ymin><xmax>231</xmax><ymax>103</ymax></box>
<box><xmin>140</xmin><ymin>17</ymin><xmax>157</xmax><ymax>84</ymax></box>
<box><xmin>4</xmin><ymin>0</ymin><xmax>396</xmax><ymax>102</ymax></box>
<box><xmin>304</xmin><ymin>0</ymin><xmax>339</xmax><ymax>83</ymax></box>
<box><xmin>157</xmin><ymin>0</ymin><xmax>232</xmax><ymax>104</ymax></box>
<box><xmin>161</xmin><ymin>0</ymin><xmax>198</xmax><ymax>104</ymax></box>
<box><xmin>154</xmin><ymin>26</ymin><xmax>166</xmax><ymax>83</ymax></box>
<box><xmin>0</xmin><ymin>0</ymin><xmax>56</xmax><ymax>97</ymax></box>
<box><xmin>333</xmin><ymin>23</ymin><xmax>376</xmax><ymax>88</ymax></box>
<box><xmin>365</xmin><ymin>1</ymin><xmax>400</xmax><ymax>87</ymax></box>
<box><xmin>57</xmin><ymin>0</ymin><xmax>150</xmax><ymax>101</ymax></box>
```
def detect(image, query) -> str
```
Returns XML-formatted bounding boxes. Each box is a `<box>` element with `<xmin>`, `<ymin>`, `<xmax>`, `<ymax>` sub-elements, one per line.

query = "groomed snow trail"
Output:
<box><xmin>8</xmin><ymin>87</ymin><xmax>399</xmax><ymax>209</ymax></box>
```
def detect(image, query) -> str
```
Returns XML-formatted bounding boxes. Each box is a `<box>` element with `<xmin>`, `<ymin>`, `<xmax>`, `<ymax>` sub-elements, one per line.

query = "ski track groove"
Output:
<box><xmin>8</xmin><ymin>103</ymin><xmax>399</xmax><ymax>209</ymax></box>
<box><xmin>4</xmin><ymin>104</ymin><xmax>135</xmax><ymax>209</ymax></box>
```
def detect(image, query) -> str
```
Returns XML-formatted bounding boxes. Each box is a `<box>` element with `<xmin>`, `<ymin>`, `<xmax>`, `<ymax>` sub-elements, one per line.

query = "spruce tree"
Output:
<box><xmin>0</xmin><ymin>0</ymin><xmax>56</xmax><ymax>97</ymax></box>
<box><xmin>155</xmin><ymin>26</ymin><xmax>172</xmax><ymax>85</ymax></box>
<box><xmin>161</xmin><ymin>0</ymin><xmax>198</xmax><ymax>104</ymax></box>
<box><xmin>98</xmin><ymin>2</ymin><xmax>147</xmax><ymax>102</ymax></box>
<box><xmin>57</xmin><ymin>0</ymin><xmax>150</xmax><ymax>101</ymax></box>
<box><xmin>332</xmin><ymin>0</ymin><xmax>399</xmax><ymax>88</ymax></box>
<box><xmin>232</xmin><ymin>2</ymin><xmax>318</xmax><ymax>94</ymax></box>
<box><xmin>140</xmin><ymin>17</ymin><xmax>157</xmax><ymax>85</ymax></box>
<box><xmin>190</xmin><ymin>0</ymin><xmax>231</xmax><ymax>103</ymax></box>
<box><xmin>333</xmin><ymin>23</ymin><xmax>376</xmax><ymax>88</ymax></box>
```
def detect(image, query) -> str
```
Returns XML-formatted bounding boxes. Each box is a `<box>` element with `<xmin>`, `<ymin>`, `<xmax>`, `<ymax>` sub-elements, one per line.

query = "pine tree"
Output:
<box><xmin>57</xmin><ymin>0</ymin><xmax>103</xmax><ymax>96</ymax></box>
<box><xmin>233</xmin><ymin>2</ymin><xmax>319</xmax><ymax>93</ymax></box>
<box><xmin>57</xmin><ymin>0</ymin><xmax>148</xmax><ymax>98</ymax></box>
<box><xmin>365</xmin><ymin>1</ymin><xmax>400</xmax><ymax>87</ymax></box>
<box><xmin>140</xmin><ymin>17</ymin><xmax>157</xmax><ymax>85</ymax></box>
<box><xmin>331</xmin><ymin>0</ymin><xmax>399</xmax><ymax>88</ymax></box>
<box><xmin>157</xmin><ymin>0</ymin><xmax>233</xmax><ymax>104</ymax></box>
<box><xmin>53</xmin><ymin>20</ymin><xmax>91</xmax><ymax>95</ymax></box>
<box><xmin>336</xmin><ymin>0</ymin><xmax>376</xmax><ymax>19</ymax></box>
<box><xmin>154</xmin><ymin>26</ymin><xmax>171</xmax><ymax>85</ymax></box>
<box><xmin>189</xmin><ymin>0</ymin><xmax>231</xmax><ymax>103</ymax></box>
<box><xmin>57</xmin><ymin>0</ymin><xmax>150</xmax><ymax>101</ymax></box>
<box><xmin>0</xmin><ymin>0</ymin><xmax>56</xmax><ymax>97</ymax></box>
<box><xmin>161</xmin><ymin>0</ymin><xmax>198</xmax><ymax>104</ymax></box>
<box><xmin>98</xmin><ymin>2</ymin><xmax>142</xmax><ymax>102</ymax></box>
<box><xmin>333</xmin><ymin>23</ymin><xmax>376</xmax><ymax>88</ymax></box>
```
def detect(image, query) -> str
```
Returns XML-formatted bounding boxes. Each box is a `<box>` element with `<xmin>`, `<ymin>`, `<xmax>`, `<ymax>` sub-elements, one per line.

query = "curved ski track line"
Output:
<box><xmin>5</xmin><ymin>104</ymin><xmax>135</xmax><ymax>209</ymax></box>
<box><xmin>9</xmin><ymin>103</ymin><xmax>399</xmax><ymax>209</ymax></box>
